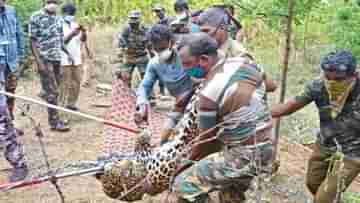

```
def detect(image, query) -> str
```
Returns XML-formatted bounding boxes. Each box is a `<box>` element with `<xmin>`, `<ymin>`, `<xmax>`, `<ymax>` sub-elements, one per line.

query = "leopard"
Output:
<box><xmin>99</xmin><ymin>86</ymin><xmax>201</xmax><ymax>202</ymax></box>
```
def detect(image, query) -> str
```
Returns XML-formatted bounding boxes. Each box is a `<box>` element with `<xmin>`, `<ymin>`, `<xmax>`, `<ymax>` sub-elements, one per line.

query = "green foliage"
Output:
<box><xmin>344</xmin><ymin>192</ymin><xmax>360</xmax><ymax>203</ymax></box>
<box><xmin>8</xmin><ymin>0</ymin><xmax>42</xmax><ymax>25</ymax></box>
<box><xmin>329</xmin><ymin>3</ymin><xmax>360</xmax><ymax>57</ymax></box>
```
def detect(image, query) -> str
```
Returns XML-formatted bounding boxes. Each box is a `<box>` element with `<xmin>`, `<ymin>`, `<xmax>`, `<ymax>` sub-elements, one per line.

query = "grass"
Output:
<box><xmin>247</xmin><ymin>33</ymin><xmax>334</xmax><ymax>145</ymax></box>
<box><xmin>344</xmin><ymin>192</ymin><xmax>360</xmax><ymax>203</ymax></box>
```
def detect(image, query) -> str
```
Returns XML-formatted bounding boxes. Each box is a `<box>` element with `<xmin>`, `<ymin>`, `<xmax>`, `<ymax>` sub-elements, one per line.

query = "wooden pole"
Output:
<box><xmin>273</xmin><ymin>0</ymin><xmax>296</xmax><ymax>167</ymax></box>
<box><xmin>0</xmin><ymin>91</ymin><xmax>139</xmax><ymax>134</ymax></box>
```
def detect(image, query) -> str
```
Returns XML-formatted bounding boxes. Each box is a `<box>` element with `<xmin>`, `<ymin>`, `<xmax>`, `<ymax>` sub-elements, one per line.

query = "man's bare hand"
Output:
<box><xmin>134</xmin><ymin>104</ymin><xmax>149</xmax><ymax>126</ymax></box>
<box><xmin>68</xmin><ymin>55</ymin><xmax>75</xmax><ymax>65</ymax></box>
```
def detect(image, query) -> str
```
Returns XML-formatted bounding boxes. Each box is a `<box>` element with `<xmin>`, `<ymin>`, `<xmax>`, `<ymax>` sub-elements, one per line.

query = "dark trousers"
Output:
<box><xmin>306</xmin><ymin>144</ymin><xmax>360</xmax><ymax>203</ymax></box>
<box><xmin>38</xmin><ymin>61</ymin><xmax>62</xmax><ymax>127</ymax></box>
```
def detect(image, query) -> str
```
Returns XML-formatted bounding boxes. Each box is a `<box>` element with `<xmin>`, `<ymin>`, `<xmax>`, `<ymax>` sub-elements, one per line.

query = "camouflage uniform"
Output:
<box><xmin>29</xmin><ymin>9</ymin><xmax>63</xmax><ymax>127</ymax></box>
<box><xmin>220</xmin><ymin>38</ymin><xmax>247</xmax><ymax>58</ymax></box>
<box><xmin>0</xmin><ymin>64</ymin><xmax>26</xmax><ymax>170</ymax></box>
<box><xmin>152</xmin><ymin>5</ymin><xmax>173</xmax><ymax>26</ymax></box>
<box><xmin>118</xmin><ymin>11</ymin><xmax>149</xmax><ymax>87</ymax></box>
<box><xmin>295</xmin><ymin>76</ymin><xmax>360</xmax><ymax>203</ymax></box>
<box><xmin>0</xmin><ymin>105</ymin><xmax>25</xmax><ymax>169</ymax></box>
<box><xmin>172</xmin><ymin>56</ymin><xmax>274</xmax><ymax>203</ymax></box>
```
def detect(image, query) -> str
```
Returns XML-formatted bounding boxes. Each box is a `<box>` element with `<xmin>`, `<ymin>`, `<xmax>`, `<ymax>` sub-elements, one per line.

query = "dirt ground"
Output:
<box><xmin>0</xmin><ymin>26</ymin><xmax>359</xmax><ymax>203</ymax></box>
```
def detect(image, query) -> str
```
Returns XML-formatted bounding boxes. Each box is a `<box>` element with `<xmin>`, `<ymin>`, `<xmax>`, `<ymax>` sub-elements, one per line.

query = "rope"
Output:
<box><xmin>18</xmin><ymin>105</ymin><xmax>65</xmax><ymax>202</ymax></box>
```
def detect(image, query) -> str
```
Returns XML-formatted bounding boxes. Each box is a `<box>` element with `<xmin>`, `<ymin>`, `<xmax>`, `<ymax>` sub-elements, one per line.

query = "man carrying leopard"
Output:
<box><xmin>169</xmin><ymin>32</ymin><xmax>274</xmax><ymax>203</ymax></box>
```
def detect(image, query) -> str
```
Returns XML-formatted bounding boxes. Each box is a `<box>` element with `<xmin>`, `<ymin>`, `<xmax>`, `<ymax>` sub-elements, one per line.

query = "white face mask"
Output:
<box><xmin>64</xmin><ymin>15</ymin><xmax>75</xmax><ymax>22</ymax></box>
<box><xmin>156</xmin><ymin>48</ymin><xmax>173</xmax><ymax>63</ymax></box>
<box><xmin>45</xmin><ymin>3</ymin><xmax>58</xmax><ymax>13</ymax></box>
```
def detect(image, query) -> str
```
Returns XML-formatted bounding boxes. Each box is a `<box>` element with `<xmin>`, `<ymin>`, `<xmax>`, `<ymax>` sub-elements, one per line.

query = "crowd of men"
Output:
<box><xmin>0</xmin><ymin>0</ymin><xmax>359</xmax><ymax>202</ymax></box>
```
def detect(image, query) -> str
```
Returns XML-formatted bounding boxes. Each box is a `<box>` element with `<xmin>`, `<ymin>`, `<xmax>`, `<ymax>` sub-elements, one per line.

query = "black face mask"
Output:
<box><xmin>129</xmin><ymin>23</ymin><xmax>140</xmax><ymax>29</ymax></box>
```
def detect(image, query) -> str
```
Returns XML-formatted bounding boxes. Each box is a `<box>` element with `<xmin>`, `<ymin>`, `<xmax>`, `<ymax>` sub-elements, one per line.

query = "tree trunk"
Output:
<box><xmin>273</xmin><ymin>0</ymin><xmax>296</xmax><ymax>170</ymax></box>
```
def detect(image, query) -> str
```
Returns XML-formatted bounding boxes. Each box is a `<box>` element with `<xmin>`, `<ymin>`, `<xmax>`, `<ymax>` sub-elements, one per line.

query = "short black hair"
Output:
<box><xmin>191</xmin><ymin>10</ymin><xmax>203</xmax><ymax>17</ymax></box>
<box><xmin>174</xmin><ymin>0</ymin><xmax>189</xmax><ymax>12</ymax></box>
<box><xmin>179</xmin><ymin>33</ymin><xmax>218</xmax><ymax>57</ymax></box>
<box><xmin>198</xmin><ymin>7</ymin><xmax>229</xmax><ymax>27</ymax></box>
<box><xmin>62</xmin><ymin>3</ymin><xmax>76</xmax><ymax>16</ymax></box>
<box><xmin>147</xmin><ymin>24</ymin><xmax>173</xmax><ymax>44</ymax></box>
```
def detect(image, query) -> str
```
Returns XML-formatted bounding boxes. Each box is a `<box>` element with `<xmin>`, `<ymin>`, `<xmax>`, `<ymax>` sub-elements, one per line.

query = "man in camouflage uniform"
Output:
<box><xmin>152</xmin><ymin>4</ymin><xmax>172</xmax><ymax>26</ymax></box>
<box><xmin>272</xmin><ymin>50</ymin><xmax>360</xmax><ymax>203</ymax></box>
<box><xmin>29</xmin><ymin>0</ymin><xmax>70</xmax><ymax>131</ymax></box>
<box><xmin>118</xmin><ymin>10</ymin><xmax>151</xmax><ymax>88</ymax></box>
<box><xmin>169</xmin><ymin>33</ymin><xmax>274</xmax><ymax>203</ymax></box>
<box><xmin>197</xmin><ymin>7</ymin><xmax>246</xmax><ymax>58</ymax></box>
<box><xmin>194</xmin><ymin>8</ymin><xmax>277</xmax><ymax>93</ymax></box>
<box><xmin>170</xmin><ymin>0</ymin><xmax>200</xmax><ymax>45</ymax></box>
<box><xmin>0</xmin><ymin>0</ymin><xmax>28</xmax><ymax>182</ymax></box>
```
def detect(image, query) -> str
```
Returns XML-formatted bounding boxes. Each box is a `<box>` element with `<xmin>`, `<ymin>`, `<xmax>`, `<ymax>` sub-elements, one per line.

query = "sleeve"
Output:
<box><xmin>118</xmin><ymin>27</ymin><xmax>129</xmax><ymax>48</ymax></box>
<box><xmin>58</xmin><ymin>18</ymin><xmax>65</xmax><ymax>47</ymax></box>
<box><xmin>28</xmin><ymin>15</ymin><xmax>39</xmax><ymax>41</ymax></box>
<box><xmin>294</xmin><ymin>81</ymin><xmax>316</xmax><ymax>105</ymax></box>
<box><xmin>136</xmin><ymin>62</ymin><xmax>158</xmax><ymax>105</ymax></box>
<box><xmin>15</xmin><ymin>11</ymin><xmax>25</xmax><ymax>59</ymax></box>
<box><xmin>143</xmin><ymin>26</ymin><xmax>151</xmax><ymax>49</ymax></box>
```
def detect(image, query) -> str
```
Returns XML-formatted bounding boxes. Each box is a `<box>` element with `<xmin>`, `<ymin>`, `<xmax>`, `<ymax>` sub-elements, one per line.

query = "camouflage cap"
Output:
<box><xmin>152</xmin><ymin>4</ymin><xmax>165</xmax><ymax>12</ymax></box>
<box><xmin>128</xmin><ymin>10</ymin><xmax>142</xmax><ymax>23</ymax></box>
<box><xmin>320</xmin><ymin>50</ymin><xmax>357</xmax><ymax>76</ymax></box>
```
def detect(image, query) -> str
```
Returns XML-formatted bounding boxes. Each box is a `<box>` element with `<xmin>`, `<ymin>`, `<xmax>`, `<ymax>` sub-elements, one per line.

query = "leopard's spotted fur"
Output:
<box><xmin>100</xmin><ymin>87</ymin><xmax>201</xmax><ymax>201</ymax></box>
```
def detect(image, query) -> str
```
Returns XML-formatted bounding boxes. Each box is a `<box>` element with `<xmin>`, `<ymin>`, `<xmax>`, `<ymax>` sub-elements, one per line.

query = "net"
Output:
<box><xmin>102</xmin><ymin>79</ymin><xmax>167</xmax><ymax>155</ymax></box>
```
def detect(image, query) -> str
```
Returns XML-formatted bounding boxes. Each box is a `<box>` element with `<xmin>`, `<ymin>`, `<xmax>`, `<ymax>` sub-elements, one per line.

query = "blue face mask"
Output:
<box><xmin>186</xmin><ymin>66</ymin><xmax>206</xmax><ymax>78</ymax></box>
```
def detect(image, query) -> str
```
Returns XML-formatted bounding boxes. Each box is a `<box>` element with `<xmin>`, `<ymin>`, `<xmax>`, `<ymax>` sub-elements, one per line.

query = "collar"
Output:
<box><xmin>206</xmin><ymin>51</ymin><xmax>226</xmax><ymax>80</ymax></box>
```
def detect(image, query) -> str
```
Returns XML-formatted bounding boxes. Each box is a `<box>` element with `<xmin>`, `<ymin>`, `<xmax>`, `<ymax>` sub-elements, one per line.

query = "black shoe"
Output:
<box><xmin>66</xmin><ymin>106</ymin><xmax>79</xmax><ymax>111</ymax></box>
<box><xmin>9</xmin><ymin>166</ymin><xmax>28</xmax><ymax>182</ymax></box>
<box><xmin>37</xmin><ymin>92</ymin><xmax>46</xmax><ymax>100</ymax></box>
<box><xmin>50</xmin><ymin>121</ymin><xmax>70</xmax><ymax>132</ymax></box>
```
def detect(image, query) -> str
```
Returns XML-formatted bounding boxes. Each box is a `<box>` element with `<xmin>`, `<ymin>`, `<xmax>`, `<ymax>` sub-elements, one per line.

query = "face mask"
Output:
<box><xmin>177</xmin><ymin>12</ymin><xmax>189</xmax><ymax>24</ymax></box>
<box><xmin>324</xmin><ymin>79</ymin><xmax>354</xmax><ymax>101</ymax></box>
<box><xmin>64</xmin><ymin>15</ymin><xmax>75</xmax><ymax>23</ymax></box>
<box><xmin>324</xmin><ymin>78</ymin><xmax>356</xmax><ymax>118</ymax></box>
<box><xmin>186</xmin><ymin>66</ymin><xmax>206</xmax><ymax>78</ymax></box>
<box><xmin>45</xmin><ymin>3</ymin><xmax>58</xmax><ymax>13</ymax></box>
<box><xmin>129</xmin><ymin>23</ymin><xmax>139</xmax><ymax>29</ymax></box>
<box><xmin>157</xmin><ymin>48</ymin><xmax>173</xmax><ymax>63</ymax></box>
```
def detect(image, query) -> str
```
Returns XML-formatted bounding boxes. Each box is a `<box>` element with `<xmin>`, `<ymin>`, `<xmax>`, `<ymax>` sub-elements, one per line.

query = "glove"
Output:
<box><xmin>134</xmin><ymin>103</ymin><xmax>150</xmax><ymax>125</ymax></box>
